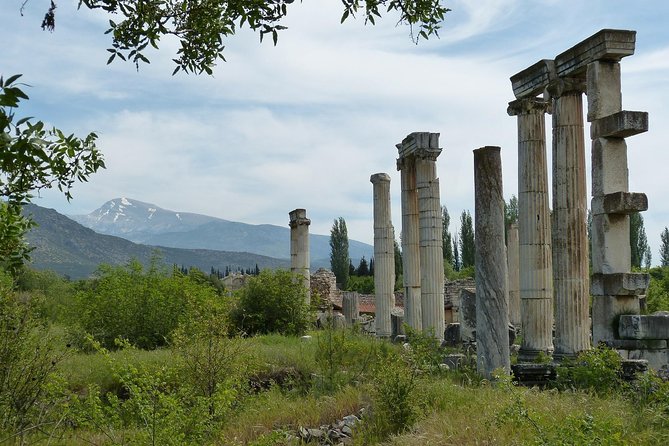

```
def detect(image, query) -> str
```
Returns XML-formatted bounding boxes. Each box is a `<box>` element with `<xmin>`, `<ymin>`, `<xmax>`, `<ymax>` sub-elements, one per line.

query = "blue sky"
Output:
<box><xmin>2</xmin><ymin>1</ymin><xmax>668</xmax><ymax>262</ymax></box>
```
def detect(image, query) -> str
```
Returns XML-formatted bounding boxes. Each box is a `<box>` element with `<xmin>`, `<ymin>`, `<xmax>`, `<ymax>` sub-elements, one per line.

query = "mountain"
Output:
<box><xmin>24</xmin><ymin>204</ymin><xmax>290</xmax><ymax>280</ymax></box>
<box><xmin>70</xmin><ymin>198</ymin><xmax>374</xmax><ymax>264</ymax></box>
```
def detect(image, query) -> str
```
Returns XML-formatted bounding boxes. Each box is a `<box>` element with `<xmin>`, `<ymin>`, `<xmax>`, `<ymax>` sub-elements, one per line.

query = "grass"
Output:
<box><xmin>22</xmin><ymin>331</ymin><xmax>669</xmax><ymax>445</ymax></box>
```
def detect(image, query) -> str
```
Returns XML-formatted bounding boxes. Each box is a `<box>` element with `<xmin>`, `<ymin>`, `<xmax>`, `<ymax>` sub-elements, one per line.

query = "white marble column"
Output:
<box><xmin>507</xmin><ymin>222</ymin><xmax>521</xmax><ymax>329</ymax></box>
<box><xmin>415</xmin><ymin>143</ymin><xmax>445</xmax><ymax>340</ymax></box>
<box><xmin>397</xmin><ymin>156</ymin><xmax>422</xmax><ymax>330</ymax></box>
<box><xmin>474</xmin><ymin>146</ymin><xmax>511</xmax><ymax>378</ymax></box>
<box><xmin>289</xmin><ymin>208</ymin><xmax>311</xmax><ymax>305</ymax></box>
<box><xmin>371</xmin><ymin>173</ymin><xmax>396</xmax><ymax>338</ymax></box>
<box><xmin>507</xmin><ymin>98</ymin><xmax>554</xmax><ymax>361</ymax></box>
<box><xmin>549</xmin><ymin>79</ymin><xmax>591</xmax><ymax>359</ymax></box>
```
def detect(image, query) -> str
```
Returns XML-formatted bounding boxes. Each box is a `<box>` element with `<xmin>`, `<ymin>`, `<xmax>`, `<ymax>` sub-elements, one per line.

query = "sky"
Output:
<box><xmin>2</xmin><ymin>1</ymin><xmax>669</xmax><ymax>263</ymax></box>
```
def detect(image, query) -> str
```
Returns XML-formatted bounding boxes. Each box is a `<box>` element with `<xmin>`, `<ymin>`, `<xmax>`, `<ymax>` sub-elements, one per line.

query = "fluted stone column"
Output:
<box><xmin>507</xmin><ymin>98</ymin><xmax>554</xmax><ymax>361</ymax></box>
<box><xmin>289</xmin><ymin>209</ymin><xmax>311</xmax><ymax>305</ymax></box>
<box><xmin>507</xmin><ymin>222</ymin><xmax>521</xmax><ymax>328</ymax></box>
<box><xmin>397</xmin><ymin>156</ymin><xmax>422</xmax><ymax>330</ymax></box>
<box><xmin>416</xmin><ymin>153</ymin><xmax>445</xmax><ymax>339</ymax></box>
<box><xmin>397</xmin><ymin>132</ymin><xmax>444</xmax><ymax>340</ymax></box>
<box><xmin>549</xmin><ymin>79</ymin><xmax>591</xmax><ymax>359</ymax></box>
<box><xmin>342</xmin><ymin>291</ymin><xmax>360</xmax><ymax>327</ymax></box>
<box><xmin>474</xmin><ymin>146</ymin><xmax>511</xmax><ymax>378</ymax></box>
<box><xmin>371</xmin><ymin>173</ymin><xmax>396</xmax><ymax>338</ymax></box>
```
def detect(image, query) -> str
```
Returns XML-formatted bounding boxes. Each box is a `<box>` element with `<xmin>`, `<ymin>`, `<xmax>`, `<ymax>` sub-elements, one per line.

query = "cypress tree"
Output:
<box><xmin>330</xmin><ymin>217</ymin><xmax>350</xmax><ymax>288</ymax></box>
<box><xmin>442</xmin><ymin>205</ymin><xmax>453</xmax><ymax>266</ymax></box>
<box><xmin>630</xmin><ymin>212</ymin><xmax>649</xmax><ymax>269</ymax></box>
<box><xmin>660</xmin><ymin>227</ymin><xmax>669</xmax><ymax>267</ymax></box>
<box><xmin>459</xmin><ymin>210</ymin><xmax>475</xmax><ymax>268</ymax></box>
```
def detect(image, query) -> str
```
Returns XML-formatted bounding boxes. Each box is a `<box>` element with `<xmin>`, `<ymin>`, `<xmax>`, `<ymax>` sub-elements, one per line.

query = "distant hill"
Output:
<box><xmin>70</xmin><ymin>198</ymin><xmax>374</xmax><ymax>265</ymax></box>
<box><xmin>24</xmin><ymin>204</ymin><xmax>291</xmax><ymax>280</ymax></box>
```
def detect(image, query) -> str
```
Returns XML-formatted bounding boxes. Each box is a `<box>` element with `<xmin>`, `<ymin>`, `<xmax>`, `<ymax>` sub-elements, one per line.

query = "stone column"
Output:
<box><xmin>289</xmin><ymin>208</ymin><xmax>311</xmax><ymax>305</ymax></box>
<box><xmin>415</xmin><ymin>145</ymin><xmax>445</xmax><ymax>340</ymax></box>
<box><xmin>549</xmin><ymin>78</ymin><xmax>591</xmax><ymax>359</ymax></box>
<box><xmin>507</xmin><ymin>98</ymin><xmax>554</xmax><ymax>361</ymax></box>
<box><xmin>397</xmin><ymin>153</ymin><xmax>422</xmax><ymax>330</ymax></box>
<box><xmin>507</xmin><ymin>222</ymin><xmax>521</xmax><ymax>329</ymax></box>
<box><xmin>342</xmin><ymin>291</ymin><xmax>360</xmax><ymax>326</ymax></box>
<box><xmin>587</xmin><ymin>59</ymin><xmax>649</xmax><ymax>345</ymax></box>
<box><xmin>371</xmin><ymin>173</ymin><xmax>396</xmax><ymax>338</ymax></box>
<box><xmin>474</xmin><ymin>146</ymin><xmax>510</xmax><ymax>378</ymax></box>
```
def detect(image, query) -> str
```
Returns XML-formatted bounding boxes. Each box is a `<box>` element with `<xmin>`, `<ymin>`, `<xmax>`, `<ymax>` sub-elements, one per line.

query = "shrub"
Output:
<box><xmin>231</xmin><ymin>270</ymin><xmax>310</xmax><ymax>336</ymax></box>
<box><xmin>346</xmin><ymin>275</ymin><xmax>374</xmax><ymax>294</ymax></box>
<box><xmin>0</xmin><ymin>271</ymin><xmax>64</xmax><ymax>433</ymax></box>
<box><xmin>555</xmin><ymin>345</ymin><xmax>624</xmax><ymax>394</ymax></box>
<box><xmin>71</xmin><ymin>259</ymin><xmax>221</xmax><ymax>350</ymax></box>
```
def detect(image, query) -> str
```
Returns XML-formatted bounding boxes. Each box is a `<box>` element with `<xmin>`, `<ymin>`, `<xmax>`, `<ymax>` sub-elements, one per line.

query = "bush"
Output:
<box><xmin>346</xmin><ymin>275</ymin><xmax>374</xmax><ymax>294</ymax></box>
<box><xmin>0</xmin><ymin>271</ymin><xmax>64</xmax><ymax>433</ymax></box>
<box><xmin>71</xmin><ymin>259</ymin><xmax>221</xmax><ymax>350</ymax></box>
<box><xmin>555</xmin><ymin>345</ymin><xmax>624</xmax><ymax>394</ymax></box>
<box><xmin>231</xmin><ymin>269</ymin><xmax>310</xmax><ymax>336</ymax></box>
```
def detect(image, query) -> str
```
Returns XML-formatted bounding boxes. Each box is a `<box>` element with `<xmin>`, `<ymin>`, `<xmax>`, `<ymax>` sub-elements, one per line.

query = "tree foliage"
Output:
<box><xmin>72</xmin><ymin>259</ymin><xmax>220</xmax><ymax>349</ymax></box>
<box><xmin>660</xmin><ymin>227</ymin><xmax>669</xmax><ymax>267</ymax></box>
<box><xmin>33</xmin><ymin>1</ymin><xmax>450</xmax><ymax>75</ymax></box>
<box><xmin>0</xmin><ymin>74</ymin><xmax>104</xmax><ymax>277</ymax></box>
<box><xmin>442</xmin><ymin>205</ymin><xmax>453</xmax><ymax>266</ymax></box>
<box><xmin>630</xmin><ymin>212</ymin><xmax>650</xmax><ymax>269</ymax></box>
<box><xmin>459</xmin><ymin>210</ymin><xmax>475</xmax><ymax>269</ymax></box>
<box><xmin>231</xmin><ymin>269</ymin><xmax>310</xmax><ymax>336</ymax></box>
<box><xmin>330</xmin><ymin>217</ymin><xmax>350</xmax><ymax>288</ymax></box>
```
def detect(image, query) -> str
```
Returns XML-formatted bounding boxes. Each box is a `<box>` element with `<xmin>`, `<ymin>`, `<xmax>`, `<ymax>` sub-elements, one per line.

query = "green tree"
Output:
<box><xmin>231</xmin><ymin>269</ymin><xmax>310</xmax><ymax>336</ymax></box>
<box><xmin>504</xmin><ymin>195</ymin><xmax>518</xmax><ymax>243</ymax></box>
<box><xmin>330</xmin><ymin>217</ymin><xmax>350</xmax><ymax>288</ymax></box>
<box><xmin>630</xmin><ymin>212</ymin><xmax>650</xmax><ymax>269</ymax></box>
<box><xmin>459</xmin><ymin>210</ymin><xmax>475</xmax><ymax>269</ymax></box>
<box><xmin>452</xmin><ymin>235</ymin><xmax>460</xmax><ymax>271</ymax></box>
<box><xmin>394</xmin><ymin>238</ymin><xmax>403</xmax><ymax>277</ymax></box>
<box><xmin>661</xmin><ymin>227</ymin><xmax>669</xmax><ymax>267</ymax></box>
<box><xmin>0</xmin><ymin>74</ymin><xmax>104</xmax><ymax>277</ymax></box>
<box><xmin>33</xmin><ymin>1</ymin><xmax>450</xmax><ymax>75</ymax></box>
<box><xmin>357</xmin><ymin>256</ymin><xmax>369</xmax><ymax>276</ymax></box>
<box><xmin>442</xmin><ymin>205</ymin><xmax>453</xmax><ymax>266</ymax></box>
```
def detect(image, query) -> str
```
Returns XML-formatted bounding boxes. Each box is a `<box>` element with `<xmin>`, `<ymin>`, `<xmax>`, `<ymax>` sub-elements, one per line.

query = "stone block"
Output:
<box><xmin>510</xmin><ymin>59</ymin><xmax>555</xmax><ymax>99</ymax></box>
<box><xmin>396</xmin><ymin>132</ymin><xmax>440</xmax><ymax>158</ymax></box>
<box><xmin>606</xmin><ymin>339</ymin><xmax>668</xmax><ymax>349</ymax></box>
<box><xmin>512</xmin><ymin>363</ymin><xmax>557</xmax><ymax>387</ymax></box>
<box><xmin>592</xmin><ymin>294</ymin><xmax>640</xmax><ymax>345</ymax></box>
<box><xmin>586</xmin><ymin>60</ymin><xmax>622</xmax><ymax>122</ymax></box>
<box><xmin>591</xmin><ymin>192</ymin><xmax>648</xmax><ymax>215</ymax></box>
<box><xmin>619</xmin><ymin>314</ymin><xmax>669</xmax><ymax>340</ymax></box>
<box><xmin>590</xmin><ymin>213</ymin><xmax>630</xmax><ymax>274</ymax></box>
<box><xmin>620</xmin><ymin>359</ymin><xmax>649</xmax><ymax>381</ymax></box>
<box><xmin>443</xmin><ymin>323</ymin><xmax>460</xmax><ymax>346</ymax></box>
<box><xmin>442</xmin><ymin>353</ymin><xmax>466</xmax><ymax>370</ymax></box>
<box><xmin>460</xmin><ymin>289</ymin><xmax>477</xmax><ymax>343</ymax></box>
<box><xmin>591</xmin><ymin>273</ymin><xmax>649</xmax><ymax>296</ymax></box>
<box><xmin>554</xmin><ymin>29</ymin><xmax>636</xmax><ymax>78</ymax></box>
<box><xmin>627</xmin><ymin>348</ymin><xmax>669</xmax><ymax>371</ymax></box>
<box><xmin>591</xmin><ymin>137</ymin><xmax>628</xmax><ymax>197</ymax></box>
<box><xmin>391</xmin><ymin>309</ymin><xmax>405</xmax><ymax>338</ymax></box>
<box><xmin>590</xmin><ymin>111</ymin><xmax>648</xmax><ymax>139</ymax></box>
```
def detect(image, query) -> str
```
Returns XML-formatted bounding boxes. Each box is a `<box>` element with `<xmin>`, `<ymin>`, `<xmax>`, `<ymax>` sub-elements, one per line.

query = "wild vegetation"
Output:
<box><xmin>3</xmin><ymin>262</ymin><xmax>669</xmax><ymax>445</ymax></box>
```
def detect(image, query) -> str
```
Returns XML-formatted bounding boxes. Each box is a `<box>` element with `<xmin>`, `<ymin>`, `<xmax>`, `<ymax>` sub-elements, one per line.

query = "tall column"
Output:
<box><xmin>474</xmin><ymin>146</ymin><xmax>511</xmax><ymax>378</ymax></box>
<box><xmin>506</xmin><ymin>222</ymin><xmax>521</xmax><ymax>328</ymax></box>
<box><xmin>397</xmin><ymin>156</ymin><xmax>422</xmax><ymax>330</ymax></box>
<box><xmin>588</xmin><ymin>59</ymin><xmax>649</xmax><ymax>345</ymax></box>
<box><xmin>289</xmin><ymin>208</ymin><xmax>311</xmax><ymax>305</ymax></box>
<box><xmin>371</xmin><ymin>173</ymin><xmax>396</xmax><ymax>338</ymax></box>
<box><xmin>415</xmin><ymin>144</ymin><xmax>445</xmax><ymax>340</ymax></box>
<box><xmin>549</xmin><ymin>79</ymin><xmax>591</xmax><ymax>359</ymax></box>
<box><xmin>507</xmin><ymin>98</ymin><xmax>554</xmax><ymax>361</ymax></box>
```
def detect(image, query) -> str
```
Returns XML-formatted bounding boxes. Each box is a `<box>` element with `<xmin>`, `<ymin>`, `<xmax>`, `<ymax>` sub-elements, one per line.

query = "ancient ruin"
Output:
<box><xmin>509</xmin><ymin>29</ymin><xmax>654</xmax><ymax>366</ymax></box>
<box><xmin>371</xmin><ymin>173</ymin><xmax>396</xmax><ymax>338</ymax></box>
<box><xmin>289</xmin><ymin>208</ymin><xmax>311</xmax><ymax>305</ymax></box>
<box><xmin>474</xmin><ymin>146</ymin><xmax>511</xmax><ymax>377</ymax></box>
<box><xmin>396</xmin><ymin>132</ymin><xmax>445</xmax><ymax>340</ymax></box>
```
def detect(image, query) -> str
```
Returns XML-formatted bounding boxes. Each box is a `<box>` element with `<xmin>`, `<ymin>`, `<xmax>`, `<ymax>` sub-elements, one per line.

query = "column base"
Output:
<box><xmin>517</xmin><ymin>348</ymin><xmax>553</xmax><ymax>363</ymax></box>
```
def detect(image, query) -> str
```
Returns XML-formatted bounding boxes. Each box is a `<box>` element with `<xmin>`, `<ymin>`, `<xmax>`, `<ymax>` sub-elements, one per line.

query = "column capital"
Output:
<box><xmin>396</xmin><ymin>132</ymin><xmax>441</xmax><ymax>161</ymax></box>
<box><xmin>507</xmin><ymin>98</ymin><xmax>550</xmax><ymax>117</ymax></box>
<box><xmin>370</xmin><ymin>173</ymin><xmax>391</xmax><ymax>184</ymax></box>
<box><xmin>547</xmin><ymin>77</ymin><xmax>586</xmax><ymax>98</ymax></box>
<box><xmin>289</xmin><ymin>208</ymin><xmax>311</xmax><ymax>228</ymax></box>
